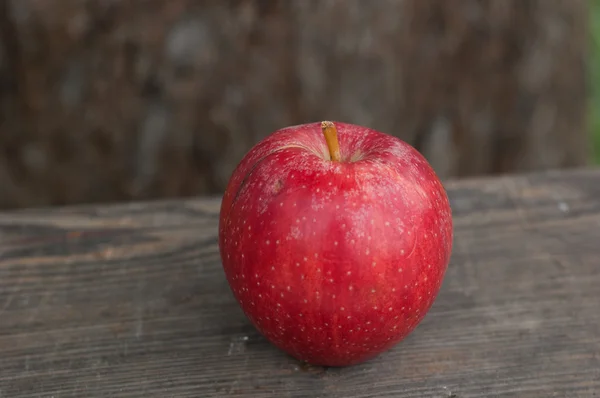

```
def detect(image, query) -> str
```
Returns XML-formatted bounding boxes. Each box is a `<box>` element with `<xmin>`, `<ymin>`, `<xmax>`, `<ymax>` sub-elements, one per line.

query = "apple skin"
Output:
<box><xmin>218</xmin><ymin>121</ymin><xmax>453</xmax><ymax>367</ymax></box>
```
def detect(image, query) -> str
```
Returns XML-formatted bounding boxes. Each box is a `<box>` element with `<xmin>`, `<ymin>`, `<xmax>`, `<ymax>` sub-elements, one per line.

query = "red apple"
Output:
<box><xmin>219</xmin><ymin>121</ymin><xmax>453</xmax><ymax>367</ymax></box>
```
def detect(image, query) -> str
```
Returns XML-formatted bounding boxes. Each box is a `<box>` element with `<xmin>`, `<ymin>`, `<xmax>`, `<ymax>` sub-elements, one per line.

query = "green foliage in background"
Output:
<box><xmin>591</xmin><ymin>0</ymin><xmax>600</xmax><ymax>163</ymax></box>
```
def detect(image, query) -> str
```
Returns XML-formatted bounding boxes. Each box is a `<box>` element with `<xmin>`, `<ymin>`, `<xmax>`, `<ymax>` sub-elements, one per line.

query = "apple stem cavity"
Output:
<box><xmin>321</xmin><ymin>121</ymin><xmax>342</xmax><ymax>162</ymax></box>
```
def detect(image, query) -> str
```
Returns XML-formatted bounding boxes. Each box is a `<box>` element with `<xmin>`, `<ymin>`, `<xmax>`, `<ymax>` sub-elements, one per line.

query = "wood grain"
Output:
<box><xmin>1</xmin><ymin>168</ymin><xmax>600</xmax><ymax>397</ymax></box>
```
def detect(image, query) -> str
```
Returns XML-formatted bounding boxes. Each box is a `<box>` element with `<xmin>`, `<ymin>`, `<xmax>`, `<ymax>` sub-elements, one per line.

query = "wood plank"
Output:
<box><xmin>0</xmin><ymin>168</ymin><xmax>599</xmax><ymax>397</ymax></box>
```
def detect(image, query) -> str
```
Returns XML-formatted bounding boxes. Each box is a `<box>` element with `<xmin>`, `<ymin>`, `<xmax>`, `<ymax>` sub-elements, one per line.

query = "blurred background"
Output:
<box><xmin>0</xmin><ymin>0</ymin><xmax>597</xmax><ymax>210</ymax></box>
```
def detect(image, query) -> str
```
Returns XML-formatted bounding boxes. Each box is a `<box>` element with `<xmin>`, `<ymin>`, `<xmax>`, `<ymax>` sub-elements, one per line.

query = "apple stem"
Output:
<box><xmin>321</xmin><ymin>121</ymin><xmax>341</xmax><ymax>162</ymax></box>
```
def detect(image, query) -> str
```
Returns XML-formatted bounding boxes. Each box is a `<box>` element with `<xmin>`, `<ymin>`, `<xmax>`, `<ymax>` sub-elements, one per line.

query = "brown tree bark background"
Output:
<box><xmin>0</xmin><ymin>0</ymin><xmax>590</xmax><ymax>209</ymax></box>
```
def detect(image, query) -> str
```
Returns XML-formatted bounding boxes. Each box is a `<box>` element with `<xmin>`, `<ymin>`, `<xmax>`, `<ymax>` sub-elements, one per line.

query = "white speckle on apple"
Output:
<box><xmin>271</xmin><ymin>266</ymin><xmax>275</xmax><ymax>271</ymax></box>
<box><xmin>349</xmin><ymin>286</ymin><xmax>353</xmax><ymax>291</ymax></box>
<box><xmin>365</xmin><ymin>249</ymin><xmax>370</xmax><ymax>255</ymax></box>
<box><xmin>303</xmin><ymin>257</ymin><xmax>308</xmax><ymax>262</ymax></box>
<box><xmin>372</xmin><ymin>261</ymin><xmax>376</xmax><ymax>267</ymax></box>
<box><xmin>373</xmin><ymin>306</ymin><xmax>378</xmax><ymax>310</ymax></box>
<box><xmin>266</xmin><ymin>240</ymin><xmax>270</xmax><ymax>245</ymax></box>
<box><xmin>388</xmin><ymin>307</ymin><xmax>393</xmax><ymax>311</ymax></box>
<box><xmin>334</xmin><ymin>241</ymin><xmax>338</xmax><ymax>246</ymax></box>
<box><xmin>347</xmin><ymin>271</ymin><xmax>352</xmax><ymax>275</ymax></box>
<box><xmin>276</xmin><ymin>240</ymin><xmax>280</xmax><ymax>244</ymax></box>
<box><xmin>371</xmin><ymin>288</ymin><xmax>376</xmax><ymax>293</ymax></box>
<box><xmin>398</xmin><ymin>268</ymin><xmax>403</xmax><ymax>272</ymax></box>
<box><xmin>340</xmin><ymin>307</ymin><xmax>345</xmax><ymax>311</ymax></box>
<box><xmin>392</xmin><ymin>288</ymin><xmax>396</xmax><ymax>292</ymax></box>
<box><xmin>303</xmin><ymin>299</ymin><xmax>308</xmax><ymax>303</ymax></box>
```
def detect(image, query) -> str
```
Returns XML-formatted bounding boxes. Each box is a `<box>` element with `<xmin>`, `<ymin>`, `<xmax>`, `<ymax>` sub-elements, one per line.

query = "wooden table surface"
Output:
<box><xmin>1</xmin><ymin>168</ymin><xmax>599</xmax><ymax>398</ymax></box>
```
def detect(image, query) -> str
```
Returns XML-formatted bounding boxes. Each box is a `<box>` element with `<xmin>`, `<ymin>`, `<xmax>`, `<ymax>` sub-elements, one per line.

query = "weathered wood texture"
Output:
<box><xmin>1</xmin><ymin>168</ymin><xmax>599</xmax><ymax>397</ymax></box>
<box><xmin>0</xmin><ymin>0</ymin><xmax>590</xmax><ymax>209</ymax></box>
